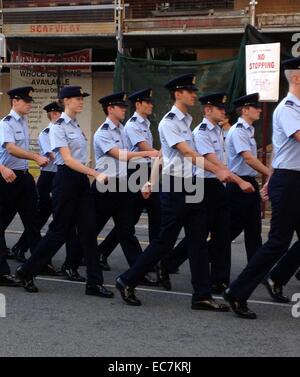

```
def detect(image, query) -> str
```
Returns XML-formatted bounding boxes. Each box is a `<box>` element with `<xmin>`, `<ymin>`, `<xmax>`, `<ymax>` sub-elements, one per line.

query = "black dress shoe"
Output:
<box><xmin>211</xmin><ymin>283</ymin><xmax>229</xmax><ymax>295</ymax></box>
<box><xmin>192</xmin><ymin>298</ymin><xmax>230</xmax><ymax>311</ymax></box>
<box><xmin>39</xmin><ymin>263</ymin><xmax>62</xmax><ymax>277</ymax></box>
<box><xmin>156</xmin><ymin>262</ymin><xmax>172</xmax><ymax>291</ymax></box>
<box><xmin>99</xmin><ymin>255</ymin><xmax>111</xmax><ymax>271</ymax></box>
<box><xmin>85</xmin><ymin>284</ymin><xmax>114</xmax><ymax>298</ymax></box>
<box><xmin>116</xmin><ymin>277</ymin><xmax>141</xmax><ymax>306</ymax></box>
<box><xmin>15</xmin><ymin>266</ymin><xmax>39</xmax><ymax>293</ymax></box>
<box><xmin>223</xmin><ymin>289</ymin><xmax>257</xmax><ymax>319</ymax></box>
<box><xmin>0</xmin><ymin>274</ymin><xmax>22</xmax><ymax>287</ymax></box>
<box><xmin>138</xmin><ymin>274</ymin><xmax>160</xmax><ymax>287</ymax></box>
<box><xmin>61</xmin><ymin>265</ymin><xmax>86</xmax><ymax>282</ymax></box>
<box><xmin>262</xmin><ymin>277</ymin><xmax>290</xmax><ymax>303</ymax></box>
<box><xmin>11</xmin><ymin>245</ymin><xmax>27</xmax><ymax>263</ymax></box>
<box><xmin>295</xmin><ymin>269</ymin><xmax>300</xmax><ymax>281</ymax></box>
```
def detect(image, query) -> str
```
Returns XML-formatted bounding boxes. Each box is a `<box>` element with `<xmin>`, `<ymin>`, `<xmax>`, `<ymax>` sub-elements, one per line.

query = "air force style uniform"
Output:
<box><xmin>225</xmin><ymin>93</ymin><xmax>262</xmax><ymax>262</ymax></box>
<box><xmin>20</xmin><ymin>86</ymin><xmax>104</xmax><ymax>288</ymax></box>
<box><xmin>227</xmin><ymin>59</ymin><xmax>300</xmax><ymax>306</ymax></box>
<box><xmin>118</xmin><ymin>75</ymin><xmax>221</xmax><ymax>308</ymax></box>
<box><xmin>92</xmin><ymin>92</ymin><xmax>143</xmax><ymax>267</ymax></box>
<box><xmin>11</xmin><ymin>102</ymin><xmax>61</xmax><ymax>260</ymax></box>
<box><xmin>97</xmin><ymin>89</ymin><xmax>161</xmax><ymax>266</ymax></box>
<box><xmin>0</xmin><ymin>87</ymin><xmax>41</xmax><ymax>275</ymax></box>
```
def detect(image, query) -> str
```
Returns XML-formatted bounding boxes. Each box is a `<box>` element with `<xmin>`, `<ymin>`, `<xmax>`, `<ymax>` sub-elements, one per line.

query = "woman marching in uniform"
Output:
<box><xmin>16</xmin><ymin>86</ymin><xmax>114</xmax><ymax>299</ymax></box>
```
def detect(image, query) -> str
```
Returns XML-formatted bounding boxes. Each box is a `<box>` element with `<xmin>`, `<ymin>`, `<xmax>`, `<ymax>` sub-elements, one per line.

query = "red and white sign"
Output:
<box><xmin>11</xmin><ymin>49</ymin><xmax>92</xmax><ymax>72</ymax></box>
<box><xmin>246</xmin><ymin>43</ymin><xmax>281</xmax><ymax>102</ymax></box>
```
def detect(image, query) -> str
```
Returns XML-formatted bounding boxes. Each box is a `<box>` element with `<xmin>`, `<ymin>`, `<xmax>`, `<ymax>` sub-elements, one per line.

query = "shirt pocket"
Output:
<box><xmin>14</xmin><ymin>131</ymin><xmax>25</xmax><ymax>141</ymax></box>
<box><xmin>211</xmin><ymin>138</ymin><xmax>221</xmax><ymax>151</ymax></box>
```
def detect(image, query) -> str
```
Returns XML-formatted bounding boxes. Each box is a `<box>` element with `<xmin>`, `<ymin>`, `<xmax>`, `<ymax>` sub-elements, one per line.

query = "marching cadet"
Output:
<box><xmin>224</xmin><ymin>57</ymin><xmax>300</xmax><ymax>319</ymax></box>
<box><xmin>0</xmin><ymin>164</ymin><xmax>20</xmax><ymax>286</ymax></box>
<box><xmin>92</xmin><ymin>92</ymin><xmax>158</xmax><ymax>286</ymax></box>
<box><xmin>115</xmin><ymin>73</ymin><xmax>233</xmax><ymax>311</ymax></box>
<box><xmin>225</xmin><ymin>93</ymin><xmax>270</xmax><ymax>262</ymax></box>
<box><xmin>0</xmin><ymin>86</ymin><xmax>49</xmax><ymax>283</ymax></box>
<box><xmin>11</xmin><ymin>101</ymin><xmax>84</xmax><ymax>280</ymax></box>
<box><xmin>158</xmin><ymin>93</ymin><xmax>254</xmax><ymax>294</ymax></box>
<box><xmin>96</xmin><ymin>88</ymin><xmax>161</xmax><ymax>273</ymax></box>
<box><xmin>15</xmin><ymin>86</ymin><xmax>113</xmax><ymax>298</ymax></box>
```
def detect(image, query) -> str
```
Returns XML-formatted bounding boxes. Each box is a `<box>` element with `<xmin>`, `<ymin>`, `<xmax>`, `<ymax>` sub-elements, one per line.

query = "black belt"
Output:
<box><xmin>238</xmin><ymin>175</ymin><xmax>257</xmax><ymax>180</ymax></box>
<box><xmin>13</xmin><ymin>169</ymin><xmax>29</xmax><ymax>175</ymax></box>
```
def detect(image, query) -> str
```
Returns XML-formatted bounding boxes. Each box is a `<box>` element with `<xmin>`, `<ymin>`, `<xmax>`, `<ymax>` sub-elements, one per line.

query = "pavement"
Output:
<box><xmin>0</xmin><ymin>215</ymin><xmax>299</xmax><ymax>357</ymax></box>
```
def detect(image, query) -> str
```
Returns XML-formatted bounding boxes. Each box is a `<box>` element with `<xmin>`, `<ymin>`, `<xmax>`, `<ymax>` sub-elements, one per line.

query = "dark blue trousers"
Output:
<box><xmin>121</xmin><ymin>176</ymin><xmax>211</xmax><ymax>300</ymax></box>
<box><xmin>229</xmin><ymin>169</ymin><xmax>300</xmax><ymax>301</ymax></box>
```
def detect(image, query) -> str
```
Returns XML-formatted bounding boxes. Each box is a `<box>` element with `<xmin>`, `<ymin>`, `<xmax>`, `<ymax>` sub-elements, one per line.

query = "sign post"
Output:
<box><xmin>246</xmin><ymin>42</ymin><xmax>281</xmax><ymax>217</ymax></box>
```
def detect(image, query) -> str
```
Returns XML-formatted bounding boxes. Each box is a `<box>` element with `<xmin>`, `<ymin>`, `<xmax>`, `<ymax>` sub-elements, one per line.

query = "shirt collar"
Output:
<box><xmin>238</xmin><ymin>117</ymin><xmax>253</xmax><ymax>130</ymax></box>
<box><xmin>9</xmin><ymin>109</ymin><xmax>22</xmax><ymax>122</ymax></box>
<box><xmin>106</xmin><ymin>117</ymin><xmax>123</xmax><ymax>130</ymax></box>
<box><xmin>171</xmin><ymin>105</ymin><xmax>192</xmax><ymax>127</ymax></box>
<box><xmin>286</xmin><ymin>92</ymin><xmax>300</xmax><ymax>106</ymax></box>
<box><xmin>202</xmin><ymin>117</ymin><xmax>218</xmax><ymax>131</ymax></box>
<box><xmin>134</xmin><ymin>111</ymin><xmax>150</xmax><ymax>127</ymax></box>
<box><xmin>61</xmin><ymin>112</ymin><xmax>78</xmax><ymax>127</ymax></box>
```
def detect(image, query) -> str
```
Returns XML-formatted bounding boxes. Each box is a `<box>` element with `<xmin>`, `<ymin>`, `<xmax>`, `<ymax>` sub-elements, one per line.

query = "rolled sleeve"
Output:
<box><xmin>232</xmin><ymin>129</ymin><xmax>252</xmax><ymax>155</ymax></box>
<box><xmin>160</xmin><ymin>121</ymin><xmax>185</xmax><ymax>148</ymax></box>
<box><xmin>125</xmin><ymin>123</ymin><xmax>147</xmax><ymax>147</ymax></box>
<box><xmin>194</xmin><ymin>131</ymin><xmax>215</xmax><ymax>155</ymax></box>
<box><xmin>50</xmin><ymin>124</ymin><xmax>68</xmax><ymax>152</ymax></box>
<box><xmin>0</xmin><ymin>122</ymin><xmax>15</xmax><ymax>147</ymax></box>
<box><xmin>279</xmin><ymin>106</ymin><xmax>300</xmax><ymax>138</ymax></box>
<box><xmin>94</xmin><ymin>130</ymin><xmax>117</xmax><ymax>154</ymax></box>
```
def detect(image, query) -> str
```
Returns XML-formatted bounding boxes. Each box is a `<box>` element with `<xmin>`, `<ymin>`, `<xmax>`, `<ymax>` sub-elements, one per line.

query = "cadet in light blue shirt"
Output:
<box><xmin>272</xmin><ymin>92</ymin><xmax>300</xmax><ymax>170</ymax></box>
<box><xmin>0</xmin><ymin>86</ymin><xmax>49</xmax><ymax>285</ymax></box>
<box><xmin>18</xmin><ymin>86</ymin><xmax>112</xmax><ymax>298</ymax></box>
<box><xmin>96</xmin><ymin>89</ymin><xmax>161</xmax><ymax>272</ymax></box>
<box><xmin>225</xmin><ymin>93</ymin><xmax>270</xmax><ymax>264</ymax></box>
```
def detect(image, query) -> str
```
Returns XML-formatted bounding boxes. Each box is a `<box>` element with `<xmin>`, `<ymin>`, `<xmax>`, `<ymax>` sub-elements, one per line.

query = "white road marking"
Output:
<box><xmin>36</xmin><ymin>276</ymin><xmax>293</xmax><ymax>308</ymax></box>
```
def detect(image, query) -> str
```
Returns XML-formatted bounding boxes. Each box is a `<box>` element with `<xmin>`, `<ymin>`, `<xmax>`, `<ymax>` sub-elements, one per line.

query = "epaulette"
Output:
<box><xmin>101</xmin><ymin>123</ymin><xmax>109</xmax><ymax>130</ymax></box>
<box><xmin>236</xmin><ymin>123</ymin><xmax>243</xmax><ymax>128</ymax></box>
<box><xmin>130</xmin><ymin>116</ymin><xmax>137</xmax><ymax>122</ymax></box>
<box><xmin>199</xmin><ymin>123</ymin><xmax>207</xmax><ymax>131</ymax></box>
<box><xmin>165</xmin><ymin>112</ymin><xmax>175</xmax><ymax>120</ymax></box>
<box><xmin>285</xmin><ymin>100</ymin><xmax>294</xmax><ymax>107</ymax></box>
<box><xmin>3</xmin><ymin>115</ymin><xmax>12</xmax><ymax>122</ymax></box>
<box><xmin>42</xmin><ymin>128</ymin><xmax>50</xmax><ymax>134</ymax></box>
<box><xmin>55</xmin><ymin>118</ymin><xmax>64</xmax><ymax>125</ymax></box>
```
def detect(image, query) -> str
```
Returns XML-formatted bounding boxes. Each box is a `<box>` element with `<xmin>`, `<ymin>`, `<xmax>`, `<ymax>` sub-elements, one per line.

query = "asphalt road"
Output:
<box><xmin>0</xmin><ymin>215</ymin><xmax>299</xmax><ymax>357</ymax></box>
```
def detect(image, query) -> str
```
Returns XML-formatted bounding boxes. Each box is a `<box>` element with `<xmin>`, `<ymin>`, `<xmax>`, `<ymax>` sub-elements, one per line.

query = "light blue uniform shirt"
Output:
<box><xmin>159</xmin><ymin>105</ymin><xmax>200</xmax><ymax>178</ymax></box>
<box><xmin>124</xmin><ymin>111</ymin><xmax>153</xmax><ymax>165</ymax></box>
<box><xmin>272</xmin><ymin>92</ymin><xmax>300</xmax><ymax>171</ymax></box>
<box><xmin>226</xmin><ymin>117</ymin><xmax>257</xmax><ymax>177</ymax></box>
<box><xmin>193</xmin><ymin>118</ymin><xmax>224</xmax><ymax>178</ymax></box>
<box><xmin>0</xmin><ymin>109</ymin><xmax>30</xmax><ymax>170</ymax></box>
<box><xmin>50</xmin><ymin>112</ymin><xmax>88</xmax><ymax>166</ymax></box>
<box><xmin>38</xmin><ymin>123</ymin><xmax>57</xmax><ymax>173</ymax></box>
<box><xmin>94</xmin><ymin>117</ymin><xmax>128</xmax><ymax>178</ymax></box>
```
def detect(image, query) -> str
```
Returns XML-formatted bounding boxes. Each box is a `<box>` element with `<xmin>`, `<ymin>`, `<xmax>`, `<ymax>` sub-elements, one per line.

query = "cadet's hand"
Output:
<box><xmin>216</xmin><ymin>168</ymin><xmax>231</xmax><ymax>183</ymax></box>
<box><xmin>94</xmin><ymin>171</ymin><xmax>108</xmax><ymax>184</ymax></box>
<box><xmin>34</xmin><ymin>154</ymin><xmax>49</xmax><ymax>167</ymax></box>
<box><xmin>141</xmin><ymin>181</ymin><xmax>152</xmax><ymax>199</ymax></box>
<box><xmin>239</xmin><ymin>181</ymin><xmax>255</xmax><ymax>193</ymax></box>
<box><xmin>0</xmin><ymin>166</ymin><xmax>16</xmax><ymax>183</ymax></box>
<box><xmin>260</xmin><ymin>182</ymin><xmax>269</xmax><ymax>202</ymax></box>
<box><xmin>144</xmin><ymin>150</ymin><xmax>159</xmax><ymax>158</ymax></box>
